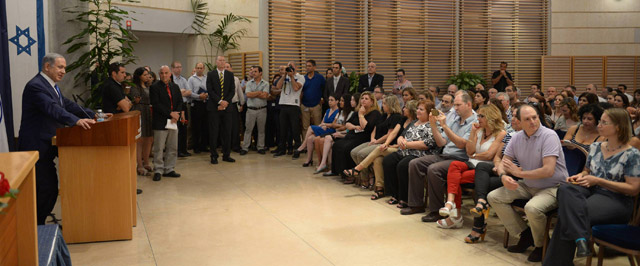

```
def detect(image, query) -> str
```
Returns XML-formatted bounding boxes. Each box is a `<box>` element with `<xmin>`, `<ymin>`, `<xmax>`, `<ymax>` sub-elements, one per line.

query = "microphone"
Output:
<box><xmin>80</xmin><ymin>108</ymin><xmax>93</xmax><ymax>119</ymax></box>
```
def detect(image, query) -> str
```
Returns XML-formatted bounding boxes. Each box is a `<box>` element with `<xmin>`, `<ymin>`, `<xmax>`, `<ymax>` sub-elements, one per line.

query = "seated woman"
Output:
<box><xmin>606</xmin><ymin>90</ymin><xmax>618</xmax><ymax>105</ymax></box>
<box><xmin>529</xmin><ymin>95</ymin><xmax>554</xmax><ymax>128</ymax></box>
<box><xmin>543</xmin><ymin>108</ymin><xmax>640</xmax><ymax>266</ymax></box>
<box><xmin>550</xmin><ymin>94</ymin><xmax>566</xmax><ymax>122</ymax></box>
<box><xmin>464</xmin><ymin>102</ymin><xmax>525</xmax><ymax>243</ymax></box>
<box><xmin>402</xmin><ymin>87</ymin><xmax>417</xmax><ymax>106</ymax></box>
<box><xmin>437</xmin><ymin>105</ymin><xmax>506</xmax><ymax>229</ymax></box>
<box><xmin>330</xmin><ymin>92</ymin><xmax>382</xmax><ymax>179</ymax></box>
<box><xmin>418</xmin><ymin>90</ymin><xmax>434</xmax><ymax>103</ymax></box>
<box><xmin>578</xmin><ymin>92</ymin><xmax>598</xmax><ymax>108</ymax></box>
<box><xmin>474</xmin><ymin>90</ymin><xmax>489</xmax><ymax>110</ymax></box>
<box><xmin>613</xmin><ymin>92</ymin><xmax>630</xmax><ymax>109</ymax></box>
<box><xmin>563</xmin><ymin>104</ymin><xmax>603</xmax><ymax>152</ymax></box>
<box><xmin>315</xmin><ymin>93</ymin><xmax>355</xmax><ymax>174</ymax></box>
<box><xmin>383</xmin><ymin>100</ymin><xmax>444</xmax><ymax>207</ymax></box>
<box><xmin>554</xmin><ymin>98</ymin><xmax>579</xmax><ymax>132</ymax></box>
<box><xmin>631</xmin><ymin>89</ymin><xmax>640</xmax><ymax>107</ymax></box>
<box><xmin>297</xmin><ymin>95</ymin><xmax>340</xmax><ymax>166</ymax></box>
<box><xmin>344</xmin><ymin>96</ymin><xmax>404</xmax><ymax>186</ymax></box>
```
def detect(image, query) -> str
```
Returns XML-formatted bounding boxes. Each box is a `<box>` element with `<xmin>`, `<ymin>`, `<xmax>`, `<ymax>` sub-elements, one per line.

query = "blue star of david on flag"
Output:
<box><xmin>9</xmin><ymin>26</ymin><xmax>37</xmax><ymax>56</ymax></box>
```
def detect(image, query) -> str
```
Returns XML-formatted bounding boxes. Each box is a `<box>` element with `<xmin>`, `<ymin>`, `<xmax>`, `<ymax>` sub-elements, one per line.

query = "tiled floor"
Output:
<box><xmin>61</xmin><ymin>152</ymin><xmax>628</xmax><ymax>266</ymax></box>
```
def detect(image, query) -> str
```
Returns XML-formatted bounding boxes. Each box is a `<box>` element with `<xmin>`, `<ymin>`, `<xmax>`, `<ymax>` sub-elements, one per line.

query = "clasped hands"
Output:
<box><xmin>567</xmin><ymin>174</ymin><xmax>599</xmax><ymax>188</ymax></box>
<box><xmin>500</xmin><ymin>159</ymin><xmax>523</xmax><ymax>190</ymax></box>
<box><xmin>217</xmin><ymin>100</ymin><xmax>229</xmax><ymax>111</ymax></box>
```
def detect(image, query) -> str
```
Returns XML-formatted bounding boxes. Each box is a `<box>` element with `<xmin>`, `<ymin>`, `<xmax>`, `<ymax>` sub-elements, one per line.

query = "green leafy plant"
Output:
<box><xmin>189</xmin><ymin>0</ymin><xmax>250</xmax><ymax>71</ymax></box>
<box><xmin>63</xmin><ymin>0</ymin><xmax>139</xmax><ymax>109</ymax></box>
<box><xmin>348</xmin><ymin>71</ymin><xmax>359</xmax><ymax>93</ymax></box>
<box><xmin>446</xmin><ymin>71</ymin><xmax>486</xmax><ymax>91</ymax></box>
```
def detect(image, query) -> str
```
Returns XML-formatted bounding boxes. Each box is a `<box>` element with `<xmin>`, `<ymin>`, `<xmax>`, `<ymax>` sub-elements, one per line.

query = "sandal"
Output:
<box><xmin>397</xmin><ymin>201</ymin><xmax>408</xmax><ymax>209</ymax></box>
<box><xmin>470</xmin><ymin>200</ymin><xmax>490</xmax><ymax>219</ymax></box>
<box><xmin>137</xmin><ymin>167</ymin><xmax>148</xmax><ymax>176</ymax></box>
<box><xmin>343</xmin><ymin>177</ymin><xmax>356</xmax><ymax>184</ymax></box>
<box><xmin>439</xmin><ymin>201</ymin><xmax>458</xmax><ymax>217</ymax></box>
<box><xmin>436</xmin><ymin>215</ymin><xmax>463</xmax><ymax>229</ymax></box>
<box><xmin>342</xmin><ymin>168</ymin><xmax>361</xmax><ymax>178</ymax></box>
<box><xmin>143</xmin><ymin>164</ymin><xmax>153</xmax><ymax>172</ymax></box>
<box><xmin>371</xmin><ymin>189</ymin><xmax>384</xmax><ymax>200</ymax></box>
<box><xmin>465</xmin><ymin>224</ymin><xmax>487</xmax><ymax>244</ymax></box>
<box><xmin>387</xmin><ymin>198</ymin><xmax>399</xmax><ymax>205</ymax></box>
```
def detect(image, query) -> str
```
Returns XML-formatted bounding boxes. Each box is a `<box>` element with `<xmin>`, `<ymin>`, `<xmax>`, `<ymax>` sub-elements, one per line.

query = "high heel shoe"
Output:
<box><xmin>302</xmin><ymin>160</ymin><xmax>313</xmax><ymax>167</ymax></box>
<box><xmin>436</xmin><ymin>215</ymin><xmax>463</xmax><ymax>229</ymax></box>
<box><xmin>465</xmin><ymin>224</ymin><xmax>487</xmax><ymax>243</ymax></box>
<box><xmin>439</xmin><ymin>201</ymin><xmax>458</xmax><ymax>217</ymax></box>
<box><xmin>137</xmin><ymin>167</ymin><xmax>148</xmax><ymax>176</ymax></box>
<box><xmin>314</xmin><ymin>165</ymin><xmax>327</xmax><ymax>174</ymax></box>
<box><xmin>470</xmin><ymin>201</ymin><xmax>490</xmax><ymax>219</ymax></box>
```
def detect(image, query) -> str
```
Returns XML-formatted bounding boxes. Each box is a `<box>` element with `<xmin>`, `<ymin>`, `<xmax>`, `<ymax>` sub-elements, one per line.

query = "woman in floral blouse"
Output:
<box><xmin>543</xmin><ymin>108</ymin><xmax>640</xmax><ymax>266</ymax></box>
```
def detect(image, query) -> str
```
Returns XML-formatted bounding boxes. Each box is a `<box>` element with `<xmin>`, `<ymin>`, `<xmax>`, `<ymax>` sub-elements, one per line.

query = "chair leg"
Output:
<box><xmin>543</xmin><ymin>216</ymin><xmax>553</xmax><ymax>259</ymax></box>
<box><xmin>597</xmin><ymin>245</ymin><xmax>605</xmax><ymax>266</ymax></box>
<box><xmin>629</xmin><ymin>255</ymin><xmax>637</xmax><ymax>266</ymax></box>
<box><xmin>503</xmin><ymin>229</ymin><xmax>509</xmax><ymax>248</ymax></box>
<box><xmin>635</xmin><ymin>255</ymin><xmax>640</xmax><ymax>266</ymax></box>
<box><xmin>586</xmin><ymin>239</ymin><xmax>595</xmax><ymax>266</ymax></box>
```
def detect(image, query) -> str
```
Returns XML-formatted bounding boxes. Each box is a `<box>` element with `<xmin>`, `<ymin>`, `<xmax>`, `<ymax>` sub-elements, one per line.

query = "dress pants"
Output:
<box><xmin>543</xmin><ymin>184</ymin><xmax>633</xmax><ymax>266</ymax></box>
<box><xmin>153</xmin><ymin>129</ymin><xmax>178</xmax><ymax>174</ymax></box>
<box><xmin>331</xmin><ymin>136</ymin><xmax>365</xmax><ymax>175</ymax></box>
<box><xmin>357</xmin><ymin>147</ymin><xmax>397</xmax><ymax>188</ymax></box>
<box><xmin>191</xmin><ymin>101</ymin><xmax>209</xmax><ymax>151</ymax></box>
<box><xmin>33</xmin><ymin>140</ymin><xmax>59</xmax><ymax>225</ymax></box>
<box><xmin>178</xmin><ymin>102</ymin><xmax>189</xmax><ymax>154</ymax></box>
<box><xmin>265</xmin><ymin>101</ymin><xmax>279</xmax><ymax>148</ymax></box>
<box><xmin>301</xmin><ymin>103</ymin><xmax>322</xmax><ymax>136</ymax></box>
<box><xmin>208</xmin><ymin>108</ymin><xmax>232</xmax><ymax>159</ymax></box>
<box><xmin>350</xmin><ymin>143</ymin><xmax>379</xmax><ymax>181</ymax></box>
<box><xmin>473</xmin><ymin>162</ymin><xmax>503</xmax><ymax>201</ymax></box>
<box><xmin>230</xmin><ymin>103</ymin><xmax>242</xmax><ymax>151</ymax></box>
<box><xmin>487</xmin><ymin>181</ymin><xmax>559</xmax><ymax>247</ymax></box>
<box><xmin>383</xmin><ymin>153</ymin><xmax>418</xmax><ymax>202</ymax></box>
<box><xmin>446</xmin><ymin>161</ymin><xmax>476</xmax><ymax>208</ymax></box>
<box><xmin>277</xmin><ymin>105</ymin><xmax>301</xmax><ymax>151</ymax></box>
<box><xmin>407</xmin><ymin>154</ymin><xmax>457</xmax><ymax>210</ymax></box>
<box><xmin>242</xmin><ymin>108</ymin><xmax>267</xmax><ymax>151</ymax></box>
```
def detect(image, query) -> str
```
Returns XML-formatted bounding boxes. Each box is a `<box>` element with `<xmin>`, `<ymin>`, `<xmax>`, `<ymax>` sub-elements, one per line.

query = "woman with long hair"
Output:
<box><xmin>298</xmin><ymin>95</ymin><xmax>341</xmax><ymax>166</ymax></box>
<box><xmin>315</xmin><ymin>93</ymin><xmax>357</xmax><ymax>175</ymax></box>
<box><xmin>474</xmin><ymin>90</ymin><xmax>489</xmax><ymax>110</ymax></box>
<box><xmin>131</xmin><ymin>67</ymin><xmax>154</xmax><ymax>175</ymax></box>
<box><xmin>402</xmin><ymin>87</ymin><xmax>417</xmax><ymax>105</ymax></box>
<box><xmin>550</xmin><ymin>94</ymin><xmax>566</xmax><ymax>122</ymax></box>
<box><xmin>613</xmin><ymin>92</ymin><xmax>630</xmax><ymax>109</ymax></box>
<box><xmin>578</xmin><ymin>92</ymin><xmax>598</xmax><ymax>108</ymax></box>
<box><xmin>437</xmin><ymin>105</ymin><xmax>506</xmax><ymax>229</ymax></box>
<box><xmin>631</xmin><ymin>89</ymin><xmax>640</xmax><ymax>107</ymax></box>
<box><xmin>554</xmin><ymin>98</ymin><xmax>579</xmax><ymax>131</ymax></box>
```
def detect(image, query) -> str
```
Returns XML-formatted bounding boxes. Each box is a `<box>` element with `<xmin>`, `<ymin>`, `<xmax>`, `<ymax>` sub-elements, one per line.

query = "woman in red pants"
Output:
<box><xmin>437</xmin><ymin>104</ymin><xmax>507</xmax><ymax>229</ymax></box>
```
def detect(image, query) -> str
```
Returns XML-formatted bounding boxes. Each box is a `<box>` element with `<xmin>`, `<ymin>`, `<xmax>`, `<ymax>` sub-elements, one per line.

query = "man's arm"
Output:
<box><xmin>117</xmin><ymin>98</ymin><xmax>132</xmax><ymax>112</ymax></box>
<box><xmin>291</xmin><ymin>73</ymin><xmax>303</xmax><ymax>92</ymax></box>
<box><xmin>491</xmin><ymin>71</ymin><xmax>501</xmax><ymax>86</ymax></box>
<box><xmin>29</xmin><ymin>85</ymin><xmax>80</xmax><ymax>126</ymax></box>
<box><xmin>506</xmin><ymin>156</ymin><xmax>557</xmax><ymax>180</ymax></box>
<box><xmin>440</xmin><ymin>121</ymin><xmax>469</xmax><ymax>148</ymax></box>
<box><xmin>358</xmin><ymin>75</ymin><xmax>366</xmax><ymax>92</ymax></box>
<box><xmin>206</xmin><ymin>73</ymin><xmax>221</xmax><ymax>103</ymax></box>
<box><xmin>505</xmin><ymin>72</ymin><xmax>514</xmax><ymax>86</ymax></box>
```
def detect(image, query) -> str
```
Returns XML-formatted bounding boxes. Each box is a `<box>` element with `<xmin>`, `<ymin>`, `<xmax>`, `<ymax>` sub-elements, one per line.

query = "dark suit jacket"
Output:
<box><xmin>358</xmin><ymin>73</ymin><xmax>384</xmax><ymax>92</ymax></box>
<box><xmin>206</xmin><ymin>69</ymin><xmax>236</xmax><ymax>113</ymax></box>
<box><xmin>324</xmin><ymin>75</ymin><xmax>349</xmax><ymax>100</ymax></box>
<box><xmin>18</xmin><ymin>73</ymin><xmax>95</xmax><ymax>151</ymax></box>
<box><xmin>149</xmin><ymin>80</ymin><xmax>184</xmax><ymax>130</ymax></box>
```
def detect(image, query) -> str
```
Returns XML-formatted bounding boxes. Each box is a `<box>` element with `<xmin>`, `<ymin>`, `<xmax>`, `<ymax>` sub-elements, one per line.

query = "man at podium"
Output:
<box><xmin>18</xmin><ymin>53</ymin><xmax>97</xmax><ymax>225</ymax></box>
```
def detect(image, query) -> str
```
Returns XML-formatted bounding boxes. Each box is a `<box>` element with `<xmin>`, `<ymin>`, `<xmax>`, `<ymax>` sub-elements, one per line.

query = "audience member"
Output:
<box><xmin>505</xmin><ymin>85</ymin><xmax>519</xmax><ymax>106</ymax></box>
<box><xmin>317</xmin><ymin>93</ymin><xmax>356</xmax><ymax>175</ymax></box>
<box><xmin>240</xmin><ymin>66</ymin><xmax>270</xmax><ymax>155</ymax></box>
<box><xmin>188</xmin><ymin>62</ymin><xmax>210</xmax><ymax>153</ymax></box>
<box><xmin>131</xmin><ymin>67</ymin><xmax>153</xmax><ymax>176</ymax></box>
<box><xmin>207</xmin><ymin>56</ymin><xmax>236</xmax><ymax>164</ymax></box>
<box><xmin>297</xmin><ymin>94</ymin><xmax>340</xmax><ymax>166</ymax></box>
<box><xmin>392</xmin><ymin>68</ymin><xmax>412</xmax><ymax>103</ymax></box>
<box><xmin>550</xmin><ymin>94</ymin><xmax>565</xmax><ymax>122</ymax></box>
<box><xmin>491</xmin><ymin>62</ymin><xmax>514</xmax><ymax>92</ymax></box>
<box><xmin>632</xmin><ymin>89</ymin><xmax>640</xmax><ymax>107</ymax></box>
<box><xmin>488</xmin><ymin>104</ymin><xmax>568</xmax><ymax>262</ymax></box>
<box><xmin>488</xmin><ymin>88</ymin><xmax>498</xmax><ymax>100</ymax></box>
<box><xmin>447</xmin><ymin>84</ymin><xmax>458</xmax><ymax>96</ymax></box>
<box><xmin>428</xmin><ymin>86</ymin><xmax>441</xmax><ymax>106</ymax></box>
<box><xmin>401</xmin><ymin>87</ymin><xmax>417</xmax><ymax>106</ymax></box>
<box><xmin>373</xmin><ymin>86</ymin><xmax>384</xmax><ymax>108</ymax></box>
<box><xmin>496</xmin><ymin>92</ymin><xmax>510</xmax><ymax>122</ymax></box>
<box><xmin>101</xmin><ymin>62</ymin><xmax>131</xmax><ymax>114</ymax></box>
<box><xmin>225</xmin><ymin>62</ymin><xmax>245</xmax><ymax>154</ymax></box>
<box><xmin>613</xmin><ymin>92</ymin><xmax>630</xmax><ymax>108</ymax></box>
<box><xmin>150</xmin><ymin>65</ymin><xmax>183</xmax><ymax>181</ymax></box>
<box><xmin>530</xmin><ymin>84</ymin><xmax>540</xmax><ymax>95</ymax></box>
<box><xmin>474</xmin><ymin>90</ymin><xmax>489</xmax><ymax>110</ymax></box>
<box><xmin>325</xmin><ymin>62</ymin><xmax>349</xmax><ymax>105</ymax></box>
<box><xmin>545</xmin><ymin>87</ymin><xmax>558</xmax><ymax>107</ymax></box>
<box><xmin>563</xmin><ymin>104</ymin><xmax>603</xmax><ymax>151</ymax></box>
<box><xmin>273</xmin><ymin>62</ymin><xmax>305</xmax><ymax>157</ymax></box>
<box><xmin>300</xmin><ymin>59</ymin><xmax>326</xmax><ymax>139</ymax></box>
<box><xmin>618</xmin><ymin>84</ymin><xmax>633</xmax><ymax>102</ymax></box>
<box><xmin>358</xmin><ymin>62</ymin><xmax>384</xmax><ymax>92</ymax></box>
<box><xmin>543</xmin><ymin>108</ymin><xmax>640</xmax><ymax>265</ymax></box>
<box><xmin>171</xmin><ymin>61</ymin><xmax>192</xmax><ymax>157</ymax></box>
<box><xmin>577</xmin><ymin>92</ymin><xmax>598</xmax><ymax>108</ymax></box>
<box><xmin>475</xmin><ymin>83</ymin><xmax>485</xmax><ymax>91</ymax></box>
<box><xmin>554</xmin><ymin>98</ymin><xmax>578</xmax><ymax>132</ymax></box>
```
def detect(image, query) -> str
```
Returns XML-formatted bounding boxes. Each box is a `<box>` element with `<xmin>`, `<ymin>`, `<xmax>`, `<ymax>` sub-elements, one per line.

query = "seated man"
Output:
<box><xmin>487</xmin><ymin>104</ymin><xmax>568</xmax><ymax>262</ymax></box>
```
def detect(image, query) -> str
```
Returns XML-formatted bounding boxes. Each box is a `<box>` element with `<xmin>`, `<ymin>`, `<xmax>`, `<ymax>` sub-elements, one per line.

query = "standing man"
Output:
<box><xmin>273</xmin><ymin>62</ymin><xmax>305</xmax><ymax>158</ymax></box>
<box><xmin>300</xmin><ymin>59</ymin><xmax>325</xmax><ymax>140</ymax></box>
<box><xmin>207</xmin><ymin>56</ymin><xmax>236</xmax><ymax>164</ymax></box>
<box><xmin>149</xmin><ymin>66</ymin><xmax>183</xmax><ymax>181</ymax></box>
<box><xmin>188</xmin><ymin>62</ymin><xmax>209</xmax><ymax>153</ymax></box>
<box><xmin>240</xmin><ymin>66</ymin><xmax>270</xmax><ymax>155</ymax></box>
<box><xmin>358</xmin><ymin>62</ymin><xmax>384</xmax><ymax>92</ymax></box>
<box><xmin>324</xmin><ymin>61</ymin><xmax>349</xmax><ymax>110</ymax></box>
<box><xmin>491</xmin><ymin>61</ymin><xmax>514</xmax><ymax>92</ymax></box>
<box><xmin>225</xmin><ymin>62</ymin><xmax>245</xmax><ymax>154</ymax></box>
<box><xmin>19</xmin><ymin>53</ymin><xmax>97</xmax><ymax>224</ymax></box>
<box><xmin>101</xmin><ymin>62</ymin><xmax>131</xmax><ymax>114</ymax></box>
<box><xmin>171</xmin><ymin>61</ymin><xmax>192</xmax><ymax>157</ymax></box>
<box><xmin>488</xmin><ymin>104</ymin><xmax>567</xmax><ymax>262</ymax></box>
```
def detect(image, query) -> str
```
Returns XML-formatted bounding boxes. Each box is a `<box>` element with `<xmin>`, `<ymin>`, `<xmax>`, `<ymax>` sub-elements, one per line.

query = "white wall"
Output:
<box><xmin>130</xmin><ymin>32</ymin><xmax>189</xmax><ymax>76</ymax></box>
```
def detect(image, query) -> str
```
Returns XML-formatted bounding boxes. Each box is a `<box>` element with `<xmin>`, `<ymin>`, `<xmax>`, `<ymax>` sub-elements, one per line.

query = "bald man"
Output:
<box><xmin>358</xmin><ymin>62</ymin><xmax>384</xmax><ymax>92</ymax></box>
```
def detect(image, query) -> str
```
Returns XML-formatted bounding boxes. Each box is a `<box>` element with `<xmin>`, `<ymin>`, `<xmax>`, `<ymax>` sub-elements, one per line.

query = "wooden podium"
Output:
<box><xmin>0</xmin><ymin>151</ymin><xmax>39</xmax><ymax>266</ymax></box>
<box><xmin>56</xmin><ymin>111</ymin><xmax>140</xmax><ymax>244</ymax></box>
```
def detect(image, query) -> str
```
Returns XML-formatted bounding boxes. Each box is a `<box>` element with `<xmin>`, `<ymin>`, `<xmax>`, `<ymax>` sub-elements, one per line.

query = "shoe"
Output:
<box><xmin>239</xmin><ymin>150</ymin><xmax>248</xmax><ymax>155</ymax></box>
<box><xmin>322</xmin><ymin>172</ymin><xmax>337</xmax><ymax>177</ymax></box>
<box><xmin>271</xmin><ymin>149</ymin><xmax>281</xmax><ymax>154</ymax></box>
<box><xmin>400</xmin><ymin>207</ymin><xmax>425</xmax><ymax>215</ymax></box>
<box><xmin>273</xmin><ymin>151</ymin><xmax>286</xmax><ymax>157</ymax></box>
<box><xmin>470</xmin><ymin>201</ymin><xmax>490</xmax><ymax>219</ymax></box>
<box><xmin>436</xmin><ymin>215</ymin><xmax>463</xmax><ymax>229</ymax></box>
<box><xmin>302</xmin><ymin>160</ymin><xmax>313</xmax><ymax>167</ymax></box>
<box><xmin>465</xmin><ymin>224</ymin><xmax>487</xmax><ymax>244</ymax></box>
<box><xmin>421</xmin><ymin>212</ymin><xmax>445</xmax><ymax>222</ymax></box>
<box><xmin>257</xmin><ymin>149</ymin><xmax>266</xmax><ymax>154</ymax></box>
<box><xmin>287</xmin><ymin>149</ymin><xmax>293</xmax><ymax>155</ymax></box>
<box><xmin>342</xmin><ymin>168</ymin><xmax>361</xmax><ymax>178</ymax></box>
<box><xmin>575</xmin><ymin>239</ymin><xmax>592</xmax><ymax>258</ymax></box>
<box><xmin>508</xmin><ymin>227</ymin><xmax>534</xmax><ymax>253</ymax></box>
<box><xmin>232</xmin><ymin>148</ymin><xmax>241</xmax><ymax>153</ymax></box>
<box><xmin>137</xmin><ymin>189</ymin><xmax>143</xmax><ymax>194</ymax></box>
<box><xmin>162</xmin><ymin>171</ymin><xmax>181</xmax><ymax>178</ymax></box>
<box><xmin>193</xmin><ymin>149</ymin><xmax>201</xmax><ymax>154</ymax></box>
<box><xmin>439</xmin><ymin>201</ymin><xmax>458</xmax><ymax>217</ymax></box>
<box><xmin>371</xmin><ymin>189</ymin><xmax>384</xmax><ymax>200</ymax></box>
<box><xmin>153</xmin><ymin>173</ymin><xmax>161</xmax><ymax>181</ymax></box>
<box><xmin>178</xmin><ymin>152</ymin><xmax>188</xmax><ymax>157</ymax></box>
<box><xmin>292</xmin><ymin>150</ymin><xmax>300</xmax><ymax>159</ymax></box>
<box><xmin>314</xmin><ymin>165</ymin><xmax>327</xmax><ymax>174</ymax></box>
<box><xmin>183</xmin><ymin>152</ymin><xmax>191</xmax><ymax>156</ymax></box>
<box><xmin>527</xmin><ymin>247</ymin><xmax>543</xmax><ymax>262</ymax></box>
<box><xmin>222</xmin><ymin>157</ymin><xmax>236</xmax><ymax>163</ymax></box>
<box><xmin>210</xmin><ymin>158</ymin><xmax>219</xmax><ymax>164</ymax></box>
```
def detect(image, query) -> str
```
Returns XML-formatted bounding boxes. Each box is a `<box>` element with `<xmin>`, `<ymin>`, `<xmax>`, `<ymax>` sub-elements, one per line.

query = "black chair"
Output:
<box><xmin>587</xmin><ymin>197</ymin><xmax>640</xmax><ymax>266</ymax></box>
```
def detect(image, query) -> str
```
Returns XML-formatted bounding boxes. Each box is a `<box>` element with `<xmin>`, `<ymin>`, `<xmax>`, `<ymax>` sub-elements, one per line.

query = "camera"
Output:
<box><xmin>286</xmin><ymin>66</ymin><xmax>294</xmax><ymax>73</ymax></box>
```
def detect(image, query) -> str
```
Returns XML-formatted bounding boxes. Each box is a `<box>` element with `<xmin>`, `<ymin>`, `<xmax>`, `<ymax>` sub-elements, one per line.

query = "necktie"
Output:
<box><xmin>166</xmin><ymin>83</ymin><xmax>173</xmax><ymax>111</ymax></box>
<box><xmin>54</xmin><ymin>85</ymin><xmax>63</xmax><ymax>105</ymax></box>
<box><xmin>219</xmin><ymin>71</ymin><xmax>224</xmax><ymax>98</ymax></box>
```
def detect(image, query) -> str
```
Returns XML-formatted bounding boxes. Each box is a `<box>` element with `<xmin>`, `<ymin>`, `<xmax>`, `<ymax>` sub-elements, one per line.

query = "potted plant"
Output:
<box><xmin>447</xmin><ymin>71</ymin><xmax>486</xmax><ymax>91</ymax></box>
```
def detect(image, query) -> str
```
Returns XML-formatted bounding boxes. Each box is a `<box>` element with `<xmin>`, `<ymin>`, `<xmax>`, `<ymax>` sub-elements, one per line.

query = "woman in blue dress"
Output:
<box><xmin>298</xmin><ymin>95</ymin><xmax>341</xmax><ymax>166</ymax></box>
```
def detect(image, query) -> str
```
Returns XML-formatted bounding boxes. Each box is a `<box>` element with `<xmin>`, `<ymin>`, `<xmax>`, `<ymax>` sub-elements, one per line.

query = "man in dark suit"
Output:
<box><xmin>358</xmin><ymin>62</ymin><xmax>384</xmax><ymax>92</ymax></box>
<box><xmin>325</xmin><ymin>61</ymin><xmax>349</xmax><ymax>103</ymax></box>
<box><xmin>101</xmin><ymin>62</ymin><xmax>132</xmax><ymax>114</ymax></box>
<box><xmin>18</xmin><ymin>53</ymin><xmax>96</xmax><ymax>225</ymax></box>
<box><xmin>149</xmin><ymin>65</ymin><xmax>183</xmax><ymax>181</ymax></box>
<box><xmin>206</xmin><ymin>55</ymin><xmax>236</xmax><ymax>164</ymax></box>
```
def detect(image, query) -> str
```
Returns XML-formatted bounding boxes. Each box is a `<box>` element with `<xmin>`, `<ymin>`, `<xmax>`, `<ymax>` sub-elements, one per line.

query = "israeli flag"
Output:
<box><xmin>6</xmin><ymin>0</ymin><xmax>48</xmax><ymax>136</ymax></box>
<box><xmin>0</xmin><ymin>95</ymin><xmax>7</xmax><ymax>153</ymax></box>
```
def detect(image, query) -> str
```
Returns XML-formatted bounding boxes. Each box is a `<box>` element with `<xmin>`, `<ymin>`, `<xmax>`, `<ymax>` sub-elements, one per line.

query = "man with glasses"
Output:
<box><xmin>373</xmin><ymin>85</ymin><xmax>384</xmax><ymax>108</ymax></box>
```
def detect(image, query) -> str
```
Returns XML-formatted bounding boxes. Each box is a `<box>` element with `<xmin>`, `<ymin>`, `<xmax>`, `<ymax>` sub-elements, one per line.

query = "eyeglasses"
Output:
<box><xmin>396</xmin><ymin>75</ymin><xmax>404</xmax><ymax>78</ymax></box>
<box><xmin>528</xmin><ymin>102</ymin><xmax>539</xmax><ymax>107</ymax></box>
<box><xmin>598</xmin><ymin>121</ymin><xmax>613</xmax><ymax>126</ymax></box>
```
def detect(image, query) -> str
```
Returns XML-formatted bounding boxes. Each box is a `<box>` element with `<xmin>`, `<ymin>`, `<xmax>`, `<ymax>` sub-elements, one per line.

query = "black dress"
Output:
<box><xmin>331</xmin><ymin>110</ymin><xmax>382</xmax><ymax>175</ymax></box>
<box><xmin>130</xmin><ymin>85</ymin><xmax>152</xmax><ymax>137</ymax></box>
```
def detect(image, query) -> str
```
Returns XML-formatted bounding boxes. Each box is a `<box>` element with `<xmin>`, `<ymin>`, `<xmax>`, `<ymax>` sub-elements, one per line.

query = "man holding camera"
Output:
<box><xmin>273</xmin><ymin>62</ymin><xmax>305</xmax><ymax>158</ymax></box>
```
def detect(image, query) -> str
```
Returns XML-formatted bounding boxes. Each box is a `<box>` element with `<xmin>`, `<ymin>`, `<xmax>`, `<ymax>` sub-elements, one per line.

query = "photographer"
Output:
<box><xmin>273</xmin><ymin>61</ymin><xmax>306</xmax><ymax>158</ymax></box>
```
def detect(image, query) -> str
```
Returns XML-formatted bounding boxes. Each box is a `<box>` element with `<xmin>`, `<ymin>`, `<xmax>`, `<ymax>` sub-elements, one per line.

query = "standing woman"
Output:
<box><xmin>131</xmin><ymin>67</ymin><xmax>154</xmax><ymax>175</ymax></box>
<box><xmin>392</xmin><ymin>69</ymin><xmax>413</xmax><ymax>103</ymax></box>
<box><xmin>331</xmin><ymin>92</ymin><xmax>382</xmax><ymax>180</ymax></box>
<box><xmin>543</xmin><ymin>108</ymin><xmax>640</xmax><ymax>265</ymax></box>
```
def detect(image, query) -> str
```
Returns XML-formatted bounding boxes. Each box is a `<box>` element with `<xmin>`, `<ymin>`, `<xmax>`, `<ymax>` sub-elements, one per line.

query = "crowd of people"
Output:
<box><xmin>102</xmin><ymin>57</ymin><xmax>640</xmax><ymax>264</ymax></box>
